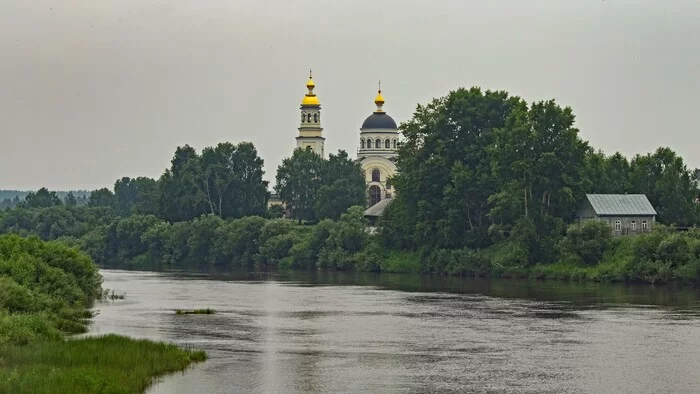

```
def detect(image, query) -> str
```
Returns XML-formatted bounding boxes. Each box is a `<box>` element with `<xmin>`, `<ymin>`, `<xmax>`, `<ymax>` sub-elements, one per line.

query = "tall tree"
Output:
<box><xmin>114</xmin><ymin>177</ymin><xmax>159</xmax><ymax>216</ymax></box>
<box><xmin>275</xmin><ymin>148</ymin><xmax>323</xmax><ymax>222</ymax></box>
<box><xmin>629</xmin><ymin>147</ymin><xmax>699</xmax><ymax>226</ymax></box>
<box><xmin>88</xmin><ymin>188</ymin><xmax>117</xmax><ymax>208</ymax></box>
<box><xmin>389</xmin><ymin>87</ymin><xmax>524</xmax><ymax>248</ymax></box>
<box><xmin>314</xmin><ymin>150</ymin><xmax>366</xmax><ymax>220</ymax></box>
<box><xmin>22</xmin><ymin>188</ymin><xmax>62</xmax><ymax>208</ymax></box>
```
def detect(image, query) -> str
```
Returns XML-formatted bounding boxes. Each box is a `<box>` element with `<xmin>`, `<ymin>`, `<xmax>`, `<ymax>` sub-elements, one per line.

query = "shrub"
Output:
<box><xmin>559</xmin><ymin>220</ymin><xmax>612</xmax><ymax>265</ymax></box>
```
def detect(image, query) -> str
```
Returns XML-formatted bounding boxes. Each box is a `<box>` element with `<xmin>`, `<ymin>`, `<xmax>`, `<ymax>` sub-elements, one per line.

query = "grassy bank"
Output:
<box><xmin>0</xmin><ymin>335</ymin><xmax>206</xmax><ymax>394</ymax></box>
<box><xmin>0</xmin><ymin>234</ymin><xmax>206</xmax><ymax>393</ymax></box>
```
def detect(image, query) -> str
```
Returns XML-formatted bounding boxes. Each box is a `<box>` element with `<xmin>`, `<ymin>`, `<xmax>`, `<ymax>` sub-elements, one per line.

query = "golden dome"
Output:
<box><xmin>374</xmin><ymin>91</ymin><xmax>385</xmax><ymax>107</ymax></box>
<box><xmin>302</xmin><ymin>95</ymin><xmax>320</xmax><ymax>106</ymax></box>
<box><xmin>374</xmin><ymin>81</ymin><xmax>385</xmax><ymax>112</ymax></box>
<box><xmin>301</xmin><ymin>70</ymin><xmax>320</xmax><ymax>106</ymax></box>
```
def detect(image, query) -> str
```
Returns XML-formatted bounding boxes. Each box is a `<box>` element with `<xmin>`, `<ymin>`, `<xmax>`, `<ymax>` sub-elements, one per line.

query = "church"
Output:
<box><xmin>295</xmin><ymin>72</ymin><xmax>399</xmax><ymax>207</ymax></box>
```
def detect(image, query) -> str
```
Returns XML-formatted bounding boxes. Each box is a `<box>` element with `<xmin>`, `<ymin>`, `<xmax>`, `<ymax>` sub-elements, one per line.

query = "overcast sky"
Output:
<box><xmin>1</xmin><ymin>0</ymin><xmax>698</xmax><ymax>191</ymax></box>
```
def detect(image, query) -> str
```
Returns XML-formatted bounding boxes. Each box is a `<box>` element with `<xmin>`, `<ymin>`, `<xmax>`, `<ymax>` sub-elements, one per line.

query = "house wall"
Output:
<box><xmin>581</xmin><ymin>216</ymin><xmax>655</xmax><ymax>236</ymax></box>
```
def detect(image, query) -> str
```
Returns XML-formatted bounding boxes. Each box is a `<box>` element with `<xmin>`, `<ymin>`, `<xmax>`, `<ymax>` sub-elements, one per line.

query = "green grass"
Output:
<box><xmin>0</xmin><ymin>334</ymin><xmax>206</xmax><ymax>394</ymax></box>
<box><xmin>174</xmin><ymin>308</ymin><xmax>214</xmax><ymax>315</ymax></box>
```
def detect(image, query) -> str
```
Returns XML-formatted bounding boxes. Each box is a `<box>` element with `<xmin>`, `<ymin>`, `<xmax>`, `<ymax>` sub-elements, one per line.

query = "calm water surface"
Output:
<box><xmin>90</xmin><ymin>269</ymin><xmax>700</xmax><ymax>393</ymax></box>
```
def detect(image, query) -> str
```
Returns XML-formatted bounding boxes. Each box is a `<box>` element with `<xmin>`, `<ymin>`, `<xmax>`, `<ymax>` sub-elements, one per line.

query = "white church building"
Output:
<box><xmin>294</xmin><ymin>73</ymin><xmax>399</xmax><ymax>207</ymax></box>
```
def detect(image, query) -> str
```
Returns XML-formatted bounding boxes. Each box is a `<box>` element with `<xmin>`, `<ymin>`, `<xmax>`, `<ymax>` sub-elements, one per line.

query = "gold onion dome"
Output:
<box><xmin>374</xmin><ymin>81</ymin><xmax>385</xmax><ymax>112</ymax></box>
<box><xmin>301</xmin><ymin>70</ymin><xmax>320</xmax><ymax>106</ymax></box>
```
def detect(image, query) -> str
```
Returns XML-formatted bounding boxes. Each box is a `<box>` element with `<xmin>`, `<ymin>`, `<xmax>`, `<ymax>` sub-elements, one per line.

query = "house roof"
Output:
<box><xmin>585</xmin><ymin>194</ymin><xmax>657</xmax><ymax>216</ymax></box>
<box><xmin>364</xmin><ymin>198</ymin><xmax>392</xmax><ymax>217</ymax></box>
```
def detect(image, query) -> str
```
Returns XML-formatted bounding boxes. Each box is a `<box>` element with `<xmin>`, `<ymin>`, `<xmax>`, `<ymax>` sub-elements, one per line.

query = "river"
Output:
<box><xmin>89</xmin><ymin>269</ymin><xmax>700</xmax><ymax>393</ymax></box>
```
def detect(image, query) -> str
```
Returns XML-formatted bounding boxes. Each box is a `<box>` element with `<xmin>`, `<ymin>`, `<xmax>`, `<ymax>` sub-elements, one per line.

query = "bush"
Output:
<box><xmin>559</xmin><ymin>220</ymin><xmax>612</xmax><ymax>265</ymax></box>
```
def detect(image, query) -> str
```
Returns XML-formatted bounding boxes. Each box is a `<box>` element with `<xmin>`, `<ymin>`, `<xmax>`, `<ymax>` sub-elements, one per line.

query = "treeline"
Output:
<box><xmin>0</xmin><ymin>190</ymin><xmax>89</xmax><ymax>210</ymax></box>
<box><xmin>0</xmin><ymin>205</ymin><xmax>381</xmax><ymax>272</ymax></box>
<box><xmin>1</xmin><ymin>86</ymin><xmax>699</xmax><ymax>284</ymax></box>
<box><xmin>24</xmin><ymin>142</ymin><xmax>365</xmax><ymax>224</ymax></box>
<box><xmin>380</xmin><ymin>88</ymin><xmax>700</xmax><ymax>265</ymax></box>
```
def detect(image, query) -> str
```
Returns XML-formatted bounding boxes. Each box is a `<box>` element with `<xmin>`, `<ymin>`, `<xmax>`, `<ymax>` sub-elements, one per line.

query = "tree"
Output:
<box><xmin>159</xmin><ymin>142</ymin><xmax>268</xmax><ymax>221</ymax></box>
<box><xmin>314</xmin><ymin>151</ymin><xmax>365</xmax><ymax>220</ymax></box>
<box><xmin>275</xmin><ymin>148</ymin><xmax>323</xmax><ymax>222</ymax></box>
<box><xmin>64</xmin><ymin>192</ymin><xmax>78</xmax><ymax>207</ymax></box>
<box><xmin>88</xmin><ymin>188</ymin><xmax>117</xmax><ymax>208</ymax></box>
<box><xmin>114</xmin><ymin>177</ymin><xmax>159</xmax><ymax>216</ymax></box>
<box><xmin>629</xmin><ymin>147</ymin><xmax>699</xmax><ymax>226</ymax></box>
<box><xmin>158</xmin><ymin>145</ymin><xmax>204</xmax><ymax>222</ymax></box>
<box><xmin>388</xmin><ymin>87</ymin><xmax>524</xmax><ymax>249</ymax></box>
<box><xmin>22</xmin><ymin>188</ymin><xmax>62</xmax><ymax>208</ymax></box>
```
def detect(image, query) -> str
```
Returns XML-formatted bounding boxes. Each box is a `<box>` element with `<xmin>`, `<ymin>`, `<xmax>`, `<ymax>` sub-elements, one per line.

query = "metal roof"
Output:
<box><xmin>586</xmin><ymin>194</ymin><xmax>657</xmax><ymax>216</ymax></box>
<box><xmin>364</xmin><ymin>198</ymin><xmax>393</xmax><ymax>217</ymax></box>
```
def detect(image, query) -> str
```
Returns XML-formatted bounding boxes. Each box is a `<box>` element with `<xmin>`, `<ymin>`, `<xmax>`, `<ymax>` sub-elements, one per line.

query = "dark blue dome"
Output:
<box><xmin>361</xmin><ymin>112</ymin><xmax>397</xmax><ymax>130</ymax></box>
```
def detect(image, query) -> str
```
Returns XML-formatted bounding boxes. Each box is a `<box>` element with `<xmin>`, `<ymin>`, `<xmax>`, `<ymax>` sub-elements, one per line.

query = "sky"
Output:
<box><xmin>1</xmin><ymin>0</ymin><xmax>698</xmax><ymax>191</ymax></box>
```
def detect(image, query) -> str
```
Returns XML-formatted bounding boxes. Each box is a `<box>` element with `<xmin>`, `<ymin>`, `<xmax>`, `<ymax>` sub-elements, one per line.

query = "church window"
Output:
<box><xmin>367</xmin><ymin>139</ymin><xmax>372</xmax><ymax>149</ymax></box>
<box><xmin>372</xmin><ymin>169</ymin><xmax>380</xmax><ymax>182</ymax></box>
<box><xmin>301</xmin><ymin>114</ymin><xmax>305</xmax><ymax>123</ymax></box>
<box><xmin>361</xmin><ymin>139</ymin><xmax>365</xmax><ymax>149</ymax></box>
<box><xmin>369</xmin><ymin>185</ymin><xmax>382</xmax><ymax>206</ymax></box>
<box><xmin>392</xmin><ymin>139</ymin><xmax>397</xmax><ymax>149</ymax></box>
<box><xmin>376</xmin><ymin>139</ymin><xmax>382</xmax><ymax>148</ymax></box>
<box><xmin>385</xmin><ymin>139</ymin><xmax>390</xmax><ymax>149</ymax></box>
<box><xmin>307</xmin><ymin>113</ymin><xmax>312</xmax><ymax>122</ymax></box>
<box><xmin>314</xmin><ymin>113</ymin><xmax>318</xmax><ymax>122</ymax></box>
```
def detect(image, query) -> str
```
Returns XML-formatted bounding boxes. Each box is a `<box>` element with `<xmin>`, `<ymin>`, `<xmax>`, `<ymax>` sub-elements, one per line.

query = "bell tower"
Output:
<box><xmin>296</xmin><ymin>70</ymin><xmax>325</xmax><ymax>157</ymax></box>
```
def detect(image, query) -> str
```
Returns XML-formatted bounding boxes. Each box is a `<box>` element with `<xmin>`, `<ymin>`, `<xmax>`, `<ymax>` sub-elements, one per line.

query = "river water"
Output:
<box><xmin>90</xmin><ymin>269</ymin><xmax>700</xmax><ymax>393</ymax></box>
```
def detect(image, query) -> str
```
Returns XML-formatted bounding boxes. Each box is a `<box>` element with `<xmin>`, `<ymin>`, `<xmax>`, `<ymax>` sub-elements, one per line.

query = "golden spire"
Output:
<box><xmin>374</xmin><ymin>80</ymin><xmax>385</xmax><ymax>112</ymax></box>
<box><xmin>302</xmin><ymin>69</ymin><xmax>320</xmax><ymax>106</ymax></box>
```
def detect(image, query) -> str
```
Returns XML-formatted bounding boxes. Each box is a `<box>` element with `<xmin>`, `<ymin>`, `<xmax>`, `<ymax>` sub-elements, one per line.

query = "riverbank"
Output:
<box><xmin>0</xmin><ymin>335</ymin><xmax>206</xmax><ymax>394</ymax></box>
<box><xmin>1</xmin><ymin>204</ymin><xmax>699</xmax><ymax>285</ymax></box>
<box><xmin>0</xmin><ymin>235</ymin><xmax>207</xmax><ymax>394</ymax></box>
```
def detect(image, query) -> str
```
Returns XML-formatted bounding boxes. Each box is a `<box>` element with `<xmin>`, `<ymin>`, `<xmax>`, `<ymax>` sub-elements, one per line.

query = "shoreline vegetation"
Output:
<box><xmin>0</xmin><ymin>235</ymin><xmax>206</xmax><ymax>394</ymax></box>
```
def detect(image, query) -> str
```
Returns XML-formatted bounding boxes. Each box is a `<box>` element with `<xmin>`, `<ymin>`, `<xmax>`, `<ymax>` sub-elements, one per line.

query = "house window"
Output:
<box><xmin>615</xmin><ymin>220</ymin><xmax>621</xmax><ymax>231</ymax></box>
<box><xmin>631</xmin><ymin>221</ymin><xmax>636</xmax><ymax>231</ymax></box>
<box><xmin>372</xmin><ymin>169</ymin><xmax>380</xmax><ymax>182</ymax></box>
<box><xmin>642</xmin><ymin>220</ymin><xmax>648</xmax><ymax>230</ymax></box>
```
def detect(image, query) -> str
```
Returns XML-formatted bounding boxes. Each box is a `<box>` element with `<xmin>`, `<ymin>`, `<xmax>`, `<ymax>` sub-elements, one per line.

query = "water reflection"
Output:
<box><xmin>89</xmin><ymin>270</ymin><xmax>700</xmax><ymax>393</ymax></box>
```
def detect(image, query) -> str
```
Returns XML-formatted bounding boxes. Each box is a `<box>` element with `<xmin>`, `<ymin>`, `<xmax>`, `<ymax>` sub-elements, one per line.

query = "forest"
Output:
<box><xmin>1</xmin><ymin>87</ymin><xmax>699</xmax><ymax>284</ymax></box>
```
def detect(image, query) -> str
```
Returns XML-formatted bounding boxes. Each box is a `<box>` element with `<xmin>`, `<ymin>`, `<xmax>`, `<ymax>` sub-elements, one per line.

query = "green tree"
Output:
<box><xmin>114</xmin><ymin>177</ymin><xmax>159</xmax><ymax>216</ymax></box>
<box><xmin>388</xmin><ymin>87</ymin><xmax>524</xmax><ymax>249</ymax></box>
<box><xmin>88</xmin><ymin>188</ymin><xmax>117</xmax><ymax>208</ymax></box>
<box><xmin>314</xmin><ymin>150</ymin><xmax>365</xmax><ymax>220</ymax></box>
<box><xmin>64</xmin><ymin>192</ymin><xmax>78</xmax><ymax>207</ymax></box>
<box><xmin>22</xmin><ymin>188</ymin><xmax>62</xmax><ymax>208</ymax></box>
<box><xmin>629</xmin><ymin>147</ymin><xmax>699</xmax><ymax>226</ymax></box>
<box><xmin>275</xmin><ymin>148</ymin><xmax>323</xmax><ymax>222</ymax></box>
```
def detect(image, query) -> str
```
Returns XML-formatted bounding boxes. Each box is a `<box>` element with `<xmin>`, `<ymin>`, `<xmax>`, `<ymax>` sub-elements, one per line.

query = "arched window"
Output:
<box><xmin>314</xmin><ymin>113</ymin><xmax>318</xmax><ymax>122</ymax></box>
<box><xmin>369</xmin><ymin>185</ymin><xmax>382</xmax><ymax>206</ymax></box>
<box><xmin>367</xmin><ymin>139</ymin><xmax>372</xmax><ymax>149</ymax></box>
<box><xmin>385</xmin><ymin>139</ymin><xmax>390</xmax><ymax>149</ymax></box>
<box><xmin>372</xmin><ymin>169</ymin><xmax>380</xmax><ymax>182</ymax></box>
<box><xmin>392</xmin><ymin>139</ymin><xmax>397</xmax><ymax>149</ymax></box>
<box><xmin>361</xmin><ymin>139</ymin><xmax>365</xmax><ymax>149</ymax></box>
<box><xmin>307</xmin><ymin>113</ymin><xmax>312</xmax><ymax>122</ymax></box>
<box><xmin>376</xmin><ymin>139</ymin><xmax>382</xmax><ymax>148</ymax></box>
<box><xmin>301</xmin><ymin>113</ymin><xmax>305</xmax><ymax>123</ymax></box>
